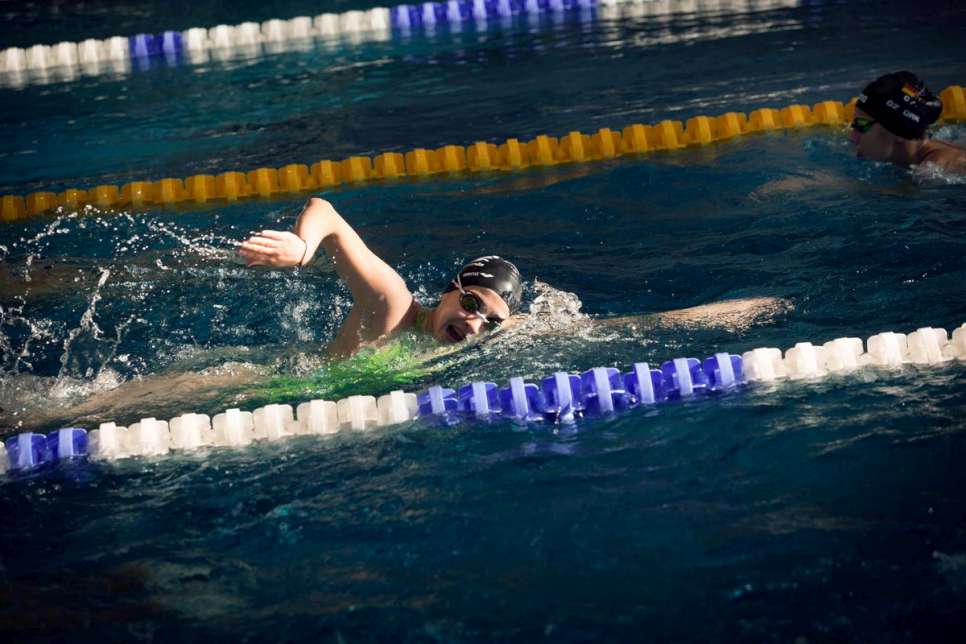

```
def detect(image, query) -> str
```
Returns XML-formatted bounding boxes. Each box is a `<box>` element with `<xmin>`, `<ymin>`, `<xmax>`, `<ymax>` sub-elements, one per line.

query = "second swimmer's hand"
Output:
<box><xmin>238</xmin><ymin>230</ymin><xmax>308</xmax><ymax>267</ymax></box>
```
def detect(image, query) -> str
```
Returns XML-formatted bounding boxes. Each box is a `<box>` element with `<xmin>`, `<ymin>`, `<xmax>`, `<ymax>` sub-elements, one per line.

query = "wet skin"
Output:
<box><xmin>849</xmin><ymin>107</ymin><xmax>966</xmax><ymax>173</ymax></box>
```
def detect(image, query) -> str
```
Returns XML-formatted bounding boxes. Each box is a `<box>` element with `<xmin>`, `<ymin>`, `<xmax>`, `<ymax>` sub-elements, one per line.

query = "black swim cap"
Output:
<box><xmin>857</xmin><ymin>71</ymin><xmax>943</xmax><ymax>140</ymax></box>
<box><xmin>445</xmin><ymin>256</ymin><xmax>523</xmax><ymax>314</ymax></box>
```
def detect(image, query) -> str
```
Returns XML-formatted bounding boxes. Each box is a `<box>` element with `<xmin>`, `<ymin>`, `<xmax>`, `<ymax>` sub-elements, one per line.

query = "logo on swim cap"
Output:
<box><xmin>858</xmin><ymin>71</ymin><xmax>942</xmax><ymax>140</ymax></box>
<box><xmin>444</xmin><ymin>256</ymin><xmax>523</xmax><ymax>314</ymax></box>
<box><xmin>901</xmin><ymin>83</ymin><xmax>919</xmax><ymax>98</ymax></box>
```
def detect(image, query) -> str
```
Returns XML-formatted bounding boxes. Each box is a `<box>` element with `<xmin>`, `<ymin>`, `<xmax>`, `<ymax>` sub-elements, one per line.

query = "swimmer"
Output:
<box><xmin>239</xmin><ymin>197</ymin><xmax>522</xmax><ymax>358</ymax></box>
<box><xmin>239</xmin><ymin>198</ymin><xmax>789</xmax><ymax>357</ymax></box>
<box><xmin>2</xmin><ymin>200</ymin><xmax>789</xmax><ymax>430</ymax></box>
<box><xmin>850</xmin><ymin>71</ymin><xmax>965</xmax><ymax>174</ymax></box>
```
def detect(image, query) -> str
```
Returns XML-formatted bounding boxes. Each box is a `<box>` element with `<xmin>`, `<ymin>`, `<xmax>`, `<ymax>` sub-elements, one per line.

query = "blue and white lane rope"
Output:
<box><xmin>0</xmin><ymin>0</ymin><xmax>802</xmax><ymax>87</ymax></box>
<box><xmin>1</xmin><ymin>322</ymin><xmax>963</xmax><ymax>475</ymax></box>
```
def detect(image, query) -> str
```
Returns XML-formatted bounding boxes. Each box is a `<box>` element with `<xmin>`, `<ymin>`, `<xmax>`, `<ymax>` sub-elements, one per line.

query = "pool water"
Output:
<box><xmin>2</xmin><ymin>0</ymin><xmax>966</xmax><ymax>640</ymax></box>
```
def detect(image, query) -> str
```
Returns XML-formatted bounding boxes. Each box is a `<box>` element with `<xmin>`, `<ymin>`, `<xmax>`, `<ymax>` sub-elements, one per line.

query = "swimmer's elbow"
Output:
<box><xmin>302</xmin><ymin>197</ymin><xmax>342</xmax><ymax>228</ymax></box>
<box><xmin>307</xmin><ymin>196</ymin><xmax>332</xmax><ymax>209</ymax></box>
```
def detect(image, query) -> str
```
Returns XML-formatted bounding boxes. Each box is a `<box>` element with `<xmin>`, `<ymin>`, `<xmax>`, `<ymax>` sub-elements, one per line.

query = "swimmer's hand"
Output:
<box><xmin>238</xmin><ymin>230</ymin><xmax>308</xmax><ymax>268</ymax></box>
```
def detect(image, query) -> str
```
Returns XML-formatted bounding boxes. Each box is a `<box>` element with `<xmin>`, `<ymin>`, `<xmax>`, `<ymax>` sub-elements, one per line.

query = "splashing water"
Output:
<box><xmin>56</xmin><ymin>266</ymin><xmax>110</xmax><ymax>380</ymax></box>
<box><xmin>911</xmin><ymin>162</ymin><xmax>966</xmax><ymax>185</ymax></box>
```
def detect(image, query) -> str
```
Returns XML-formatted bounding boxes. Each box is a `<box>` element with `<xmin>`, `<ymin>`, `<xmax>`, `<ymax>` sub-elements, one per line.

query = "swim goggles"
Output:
<box><xmin>453</xmin><ymin>277</ymin><xmax>505</xmax><ymax>331</ymax></box>
<box><xmin>850</xmin><ymin>116</ymin><xmax>876</xmax><ymax>134</ymax></box>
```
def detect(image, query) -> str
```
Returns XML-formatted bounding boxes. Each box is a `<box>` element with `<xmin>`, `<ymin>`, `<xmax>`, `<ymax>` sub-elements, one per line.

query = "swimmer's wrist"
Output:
<box><xmin>297</xmin><ymin>237</ymin><xmax>309</xmax><ymax>267</ymax></box>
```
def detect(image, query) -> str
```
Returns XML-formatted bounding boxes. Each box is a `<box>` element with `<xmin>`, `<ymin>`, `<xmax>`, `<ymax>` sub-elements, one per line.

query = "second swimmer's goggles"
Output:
<box><xmin>850</xmin><ymin>116</ymin><xmax>876</xmax><ymax>134</ymax></box>
<box><xmin>453</xmin><ymin>276</ymin><xmax>505</xmax><ymax>331</ymax></box>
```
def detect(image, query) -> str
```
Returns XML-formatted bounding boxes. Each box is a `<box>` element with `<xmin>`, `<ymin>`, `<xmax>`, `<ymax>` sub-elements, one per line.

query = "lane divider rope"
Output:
<box><xmin>2</xmin><ymin>85</ymin><xmax>964</xmax><ymax>223</ymax></box>
<box><xmin>0</xmin><ymin>0</ymin><xmax>804</xmax><ymax>87</ymax></box>
<box><xmin>2</xmin><ymin>322</ymin><xmax>964</xmax><ymax>476</ymax></box>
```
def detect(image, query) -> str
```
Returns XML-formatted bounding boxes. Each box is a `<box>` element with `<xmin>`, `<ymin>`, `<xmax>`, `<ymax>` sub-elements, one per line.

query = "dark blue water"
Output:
<box><xmin>3</xmin><ymin>0</ymin><xmax>966</xmax><ymax>194</ymax></box>
<box><xmin>2</xmin><ymin>0</ymin><xmax>966</xmax><ymax>641</ymax></box>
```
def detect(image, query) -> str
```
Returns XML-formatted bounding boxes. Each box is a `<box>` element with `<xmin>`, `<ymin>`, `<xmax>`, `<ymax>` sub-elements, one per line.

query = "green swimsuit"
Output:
<box><xmin>256</xmin><ymin>305</ymin><xmax>438</xmax><ymax>406</ymax></box>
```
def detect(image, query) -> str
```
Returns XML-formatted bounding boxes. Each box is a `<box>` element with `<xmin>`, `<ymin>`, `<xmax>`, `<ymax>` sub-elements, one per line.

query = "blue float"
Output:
<box><xmin>47</xmin><ymin>428</ymin><xmax>88</xmax><ymax>459</ymax></box>
<box><xmin>622</xmin><ymin>362</ymin><xmax>665</xmax><ymax>404</ymax></box>
<box><xmin>660</xmin><ymin>357</ymin><xmax>709</xmax><ymax>398</ymax></box>
<box><xmin>391</xmin><ymin>5</ymin><xmax>425</xmax><ymax>29</ymax></box>
<box><xmin>498</xmin><ymin>377</ymin><xmax>545</xmax><ymax>421</ymax></box>
<box><xmin>129</xmin><ymin>34</ymin><xmax>161</xmax><ymax>58</ymax></box>
<box><xmin>390</xmin><ymin>0</ymin><xmax>593</xmax><ymax>31</ymax></box>
<box><xmin>540</xmin><ymin>372</ymin><xmax>585</xmax><ymax>422</ymax></box>
<box><xmin>458</xmin><ymin>382</ymin><xmax>502</xmax><ymax>417</ymax></box>
<box><xmin>580</xmin><ymin>367</ymin><xmax>633</xmax><ymax>414</ymax></box>
<box><xmin>703</xmin><ymin>353</ymin><xmax>743</xmax><ymax>390</ymax></box>
<box><xmin>456</xmin><ymin>0</ymin><xmax>475</xmax><ymax>20</ymax></box>
<box><xmin>5</xmin><ymin>433</ymin><xmax>51</xmax><ymax>470</ymax></box>
<box><xmin>417</xmin><ymin>385</ymin><xmax>461</xmax><ymax>425</ymax></box>
<box><xmin>160</xmin><ymin>31</ymin><xmax>183</xmax><ymax>56</ymax></box>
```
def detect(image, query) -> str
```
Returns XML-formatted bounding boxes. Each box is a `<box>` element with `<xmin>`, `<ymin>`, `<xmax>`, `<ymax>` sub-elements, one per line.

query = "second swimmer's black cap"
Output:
<box><xmin>857</xmin><ymin>71</ymin><xmax>943</xmax><ymax>140</ymax></box>
<box><xmin>445</xmin><ymin>256</ymin><xmax>523</xmax><ymax>314</ymax></box>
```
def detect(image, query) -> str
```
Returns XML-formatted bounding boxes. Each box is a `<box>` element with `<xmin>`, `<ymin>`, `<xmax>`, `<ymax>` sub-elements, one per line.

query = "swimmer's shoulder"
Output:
<box><xmin>920</xmin><ymin>139</ymin><xmax>966</xmax><ymax>173</ymax></box>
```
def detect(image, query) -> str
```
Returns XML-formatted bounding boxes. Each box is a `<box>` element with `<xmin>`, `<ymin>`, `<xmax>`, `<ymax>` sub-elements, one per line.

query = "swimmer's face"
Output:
<box><xmin>431</xmin><ymin>286</ymin><xmax>511</xmax><ymax>344</ymax></box>
<box><xmin>849</xmin><ymin>107</ymin><xmax>899</xmax><ymax>162</ymax></box>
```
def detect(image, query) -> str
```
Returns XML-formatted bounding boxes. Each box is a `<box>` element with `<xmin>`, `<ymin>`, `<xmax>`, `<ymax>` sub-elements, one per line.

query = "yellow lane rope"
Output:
<box><xmin>2</xmin><ymin>85</ymin><xmax>963</xmax><ymax>222</ymax></box>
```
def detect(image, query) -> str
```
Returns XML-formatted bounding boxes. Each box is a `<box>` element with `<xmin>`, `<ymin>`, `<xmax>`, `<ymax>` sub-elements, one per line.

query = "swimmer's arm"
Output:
<box><xmin>925</xmin><ymin>147</ymin><xmax>966</xmax><ymax>174</ymax></box>
<box><xmin>751</xmin><ymin>171</ymin><xmax>853</xmax><ymax>199</ymax></box>
<box><xmin>596</xmin><ymin>297</ymin><xmax>793</xmax><ymax>331</ymax></box>
<box><xmin>239</xmin><ymin>198</ymin><xmax>409</xmax><ymax>308</ymax></box>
